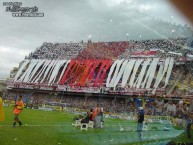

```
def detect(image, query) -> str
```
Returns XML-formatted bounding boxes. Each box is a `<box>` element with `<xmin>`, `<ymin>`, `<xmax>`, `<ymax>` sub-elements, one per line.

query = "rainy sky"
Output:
<box><xmin>0</xmin><ymin>0</ymin><xmax>192</xmax><ymax>79</ymax></box>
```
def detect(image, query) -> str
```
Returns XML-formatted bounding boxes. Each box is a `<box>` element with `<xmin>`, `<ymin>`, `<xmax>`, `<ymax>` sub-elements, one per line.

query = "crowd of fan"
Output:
<box><xmin>76</xmin><ymin>41</ymin><xmax>129</xmax><ymax>60</ymax></box>
<box><xmin>131</xmin><ymin>38</ymin><xmax>186</xmax><ymax>51</ymax></box>
<box><xmin>166</xmin><ymin>63</ymin><xmax>193</xmax><ymax>97</ymax></box>
<box><xmin>3</xmin><ymin>92</ymin><xmax>192</xmax><ymax>129</ymax></box>
<box><xmin>3</xmin><ymin>93</ymin><xmax>191</xmax><ymax>116</ymax></box>
<box><xmin>119</xmin><ymin>38</ymin><xmax>193</xmax><ymax>59</ymax></box>
<box><xmin>26</xmin><ymin>42</ymin><xmax>87</xmax><ymax>60</ymax></box>
<box><xmin>26</xmin><ymin>37</ymin><xmax>193</xmax><ymax>61</ymax></box>
<box><xmin>24</xmin><ymin>13</ymin><xmax>193</xmax><ymax>61</ymax></box>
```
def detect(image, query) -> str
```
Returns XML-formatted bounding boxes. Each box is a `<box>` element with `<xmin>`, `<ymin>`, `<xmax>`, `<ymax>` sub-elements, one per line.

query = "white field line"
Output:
<box><xmin>0</xmin><ymin>124</ymin><xmax>136</xmax><ymax>127</ymax></box>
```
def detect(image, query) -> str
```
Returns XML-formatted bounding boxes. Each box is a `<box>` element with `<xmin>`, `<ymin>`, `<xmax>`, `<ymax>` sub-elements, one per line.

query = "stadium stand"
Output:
<box><xmin>3</xmin><ymin>17</ymin><xmax>193</xmax><ymax>132</ymax></box>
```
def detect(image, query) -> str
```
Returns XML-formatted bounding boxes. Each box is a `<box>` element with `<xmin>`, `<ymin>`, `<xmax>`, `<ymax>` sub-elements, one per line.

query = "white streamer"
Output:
<box><xmin>146</xmin><ymin>58</ymin><xmax>159</xmax><ymax>89</ymax></box>
<box><xmin>18</xmin><ymin>60</ymin><xmax>38</xmax><ymax>82</ymax></box>
<box><xmin>48</xmin><ymin>60</ymin><xmax>67</xmax><ymax>84</ymax></box>
<box><xmin>121</xmin><ymin>59</ymin><xmax>136</xmax><ymax>87</ymax></box>
<box><xmin>163</xmin><ymin>57</ymin><xmax>174</xmax><ymax>87</ymax></box>
<box><xmin>32</xmin><ymin>60</ymin><xmax>52</xmax><ymax>83</ymax></box>
<box><xmin>28</xmin><ymin>60</ymin><xmax>46</xmax><ymax>82</ymax></box>
<box><xmin>106</xmin><ymin>60</ymin><xmax>120</xmax><ymax>87</ymax></box>
<box><xmin>109</xmin><ymin>59</ymin><xmax>125</xmax><ymax>88</ymax></box>
<box><xmin>152</xmin><ymin>57</ymin><xmax>170</xmax><ymax>94</ymax></box>
<box><xmin>57</xmin><ymin>60</ymin><xmax>71</xmax><ymax>83</ymax></box>
<box><xmin>23</xmin><ymin>60</ymin><xmax>39</xmax><ymax>82</ymax></box>
<box><xmin>112</xmin><ymin>60</ymin><xmax>128</xmax><ymax>88</ymax></box>
<box><xmin>46</xmin><ymin>60</ymin><xmax>58</xmax><ymax>84</ymax></box>
<box><xmin>14</xmin><ymin>60</ymin><xmax>30</xmax><ymax>82</ymax></box>
<box><xmin>135</xmin><ymin>59</ymin><xmax>151</xmax><ymax>88</ymax></box>
<box><xmin>40</xmin><ymin>60</ymin><xmax>55</xmax><ymax>83</ymax></box>
<box><xmin>129</xmin><ymin>59</ymin><xmax>143</xmax><ymax>88</ymax></box>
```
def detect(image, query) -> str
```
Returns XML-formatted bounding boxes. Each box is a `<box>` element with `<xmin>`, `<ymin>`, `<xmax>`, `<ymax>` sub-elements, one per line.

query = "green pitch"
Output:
<box><xmin>0</xmin><ymin>107</ymin><xmax>192</xmax><ymax>145</ymax></box>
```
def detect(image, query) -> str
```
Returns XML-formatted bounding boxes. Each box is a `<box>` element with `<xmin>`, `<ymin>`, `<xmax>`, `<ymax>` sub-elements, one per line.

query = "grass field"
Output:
<box><xmin>0</xmin><ymin>106</ymin><xmax>192</xmax><ymax>145</ymax></box>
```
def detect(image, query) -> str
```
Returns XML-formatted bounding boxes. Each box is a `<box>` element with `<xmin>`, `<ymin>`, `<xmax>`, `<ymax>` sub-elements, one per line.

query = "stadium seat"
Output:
<box><xmin>72</xmin><ymin>120</ymin><xmax>81</xmax><ymax>127</ymax></box>
<box><xmin>88</xmin><ymin>121</ymin><xmax>94</xmax><ymax>128</ymax></box>
<box><xmin>164</xmin><ymin>124</ymin><xmax>170</xmax><ymax>131</ymax></box>
<box><xmin>100</xmin><ymin>122</ymin><xmax>104</xmax><ymax>128</ymax></box>
<box><xmin>80</xmin><ymin>123</ymin><xmax>88</xmax><ymax>131</ymax></box>
<box><xmin>147</xmin><ymin>118</ymin><xmax>153</xmax><ymax>123</ymax></box>
<box><xmin>142</xmin><ymin>123</ymin><xmax>148</xmax><ymax>131</ymax></box>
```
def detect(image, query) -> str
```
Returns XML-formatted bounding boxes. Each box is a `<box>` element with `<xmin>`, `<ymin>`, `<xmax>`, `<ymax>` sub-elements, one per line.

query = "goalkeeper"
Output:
<box><xmin>13</xmin><ymin>95</ymin><xmax>24</xmax><ymax>127</ymax></box>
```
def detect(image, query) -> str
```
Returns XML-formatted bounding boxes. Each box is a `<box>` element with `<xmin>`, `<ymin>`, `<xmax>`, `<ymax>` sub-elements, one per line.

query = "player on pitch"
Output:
<box><xmin>0</xmin><ymin>93</ymin><xmax>5</xmax><ymax>122</ymax></box>
<box><xmin>13</xmin><ymin>95</ymin><xmax>24</xmax><ymax>127</ymax></box>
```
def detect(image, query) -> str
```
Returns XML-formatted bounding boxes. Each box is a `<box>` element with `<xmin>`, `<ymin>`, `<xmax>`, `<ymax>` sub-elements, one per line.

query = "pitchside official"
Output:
<box><xmin>13</xmin><ymin>95</ymin><xmax>24</xmax><ymax>127</ymax></box>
